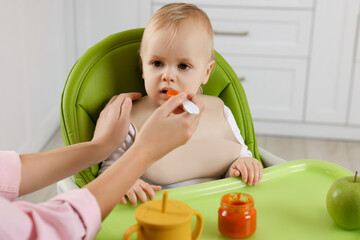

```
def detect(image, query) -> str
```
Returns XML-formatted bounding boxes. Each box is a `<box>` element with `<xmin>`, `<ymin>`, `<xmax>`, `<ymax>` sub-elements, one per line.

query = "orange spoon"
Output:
<box><xmin>167</xmin><ymin>89</ymin><xmax>180</xmax><ymax>97</ymax></box>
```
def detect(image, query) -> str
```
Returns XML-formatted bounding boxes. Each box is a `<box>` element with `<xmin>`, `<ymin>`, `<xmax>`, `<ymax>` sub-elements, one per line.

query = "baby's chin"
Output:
<box><xmin>148</xmin><ymin>95</ymin><xmax>167</xmax><ymax>106</ymax></box>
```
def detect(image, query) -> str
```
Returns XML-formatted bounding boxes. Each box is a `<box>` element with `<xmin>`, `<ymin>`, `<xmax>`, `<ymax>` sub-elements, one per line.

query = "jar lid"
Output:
<box><xmin>221</xmin><ymin>192</ymin><xmax>254</xmax><ymax>209</ymax></box>
<box><xmin>135</xmin><ymin>192</ymin><xmax>193</xmax><ymax>228</ymax></box>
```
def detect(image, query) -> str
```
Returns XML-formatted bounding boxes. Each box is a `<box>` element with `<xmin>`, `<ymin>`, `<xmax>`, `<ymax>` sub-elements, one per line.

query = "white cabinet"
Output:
<box><xmin>349</xmin><ymin>63</ymin><xmax>360</xmax><ymax>126</ymax></box>
<box><xmin>207</xmin><ymin>8</ymin><xmax>312</xmax><ymax>57</ymax></box>
<box><xmin>204</xmin><ymin>6</ymin><xmax>312</xmax><ymax>122</ymax></box>
<box><xmin>305</xmin><ymin>0</ymin><xmax>359</xmax><ymax>124</ymax></box>
<box><xmin>348</xmin><ymin>24</ymin><xmax>360</xmax><ymax>126</ymax></box>
<box><xmin>225</xmin><ymin>56</ymin><xmax>307</xmax><ymax>121</ymax></box>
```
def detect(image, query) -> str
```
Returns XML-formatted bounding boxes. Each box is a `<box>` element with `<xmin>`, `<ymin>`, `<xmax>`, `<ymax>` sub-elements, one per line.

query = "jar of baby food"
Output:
<box><xmin>218</xmin><ymin>192</ymin><xmax>256</xmax><ymax>239</ymax></box>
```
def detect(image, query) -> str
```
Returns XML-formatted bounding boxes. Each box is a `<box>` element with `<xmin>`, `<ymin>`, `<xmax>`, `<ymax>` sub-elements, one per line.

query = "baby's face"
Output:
<box><xmin>141</xmin><ymin>19</ymin><xmax>214</xmax><ymax>105</ymax></box>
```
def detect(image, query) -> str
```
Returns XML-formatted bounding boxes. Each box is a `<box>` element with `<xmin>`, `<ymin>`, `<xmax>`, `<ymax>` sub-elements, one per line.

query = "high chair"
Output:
<box><xmin>57</xmin><ymin>28</ymin><xmax>285</xmax><ymax>193</ymax></box>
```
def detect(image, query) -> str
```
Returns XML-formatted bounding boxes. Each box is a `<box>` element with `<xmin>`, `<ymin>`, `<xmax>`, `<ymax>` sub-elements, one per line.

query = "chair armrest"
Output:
<box><xmin>258</xmin><ymin>146</ymin><xmax>287</xmax><ymax>168</ymax></box>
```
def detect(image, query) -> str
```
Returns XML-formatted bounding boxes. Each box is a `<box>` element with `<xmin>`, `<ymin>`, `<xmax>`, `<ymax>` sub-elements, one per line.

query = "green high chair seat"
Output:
<box><xmin>60</xmin><ymin>28</ymin><xmax>281</xmax><ymax>189</ymax></box>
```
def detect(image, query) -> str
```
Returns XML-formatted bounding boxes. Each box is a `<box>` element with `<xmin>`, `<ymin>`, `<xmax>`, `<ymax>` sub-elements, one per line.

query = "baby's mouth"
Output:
<box><xmin>160</xmin><ymin>88</ymin><xmax>173</xmax><ymax>100</ymax></box>
<box><xmin>160</xmin><ymin>88</ymin><xmax>173</xmax><ymax>94</ymax></box>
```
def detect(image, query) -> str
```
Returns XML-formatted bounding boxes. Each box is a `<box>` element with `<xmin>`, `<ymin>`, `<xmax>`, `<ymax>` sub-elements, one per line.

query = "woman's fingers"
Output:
<box><xmin>124</xmin><ymin>92</ymin><xmax>142</xmax><ymax>101</ymax></box>
<box><xmin>104</xmin><ymin>92</ymin><xmax>142</xmax><ymax>115</ymax></box>
<box><xmin>107</xmin><ymin>95</ymin><xmax>119</xmax><ymax>107</ymax></box>
<box><xmin>93</xmin><ymin>92</ymin><xmax>143</xmax><ymax>152</ymax></box>
<box><xmin>134</xmin><ymin>93</ymin><xmax>204</xmax><ymax>162</ymax></box>
<box><xmin>110</xmin><ymin>92</ymin><xmax>141</xmax><ymax>118</ymax></box>
<box><xmin>189</xmin><ymin>94</ymin><xmax>205</xmax><ymax>113</ymax></box>
<box><xmin>117</xmin><ymin>97</ymin><xmax>132</xmax><ymax>122</ymax></box>
<box><xmin>111</xmin><ymin>92</ymin><xmax>142</xmax><ymax>104</ymax></box>
<box><xmin>158</xmin><ymin>93</ymin><xmax>188</xmax><ymax>116</ymax></box>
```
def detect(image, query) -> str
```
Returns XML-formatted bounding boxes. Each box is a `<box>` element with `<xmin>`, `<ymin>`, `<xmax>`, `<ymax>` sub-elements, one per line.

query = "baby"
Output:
<box><xmin>99</xmin><ymin>3</ymin><xmax>263</xmax><ymax>206</ymax></box>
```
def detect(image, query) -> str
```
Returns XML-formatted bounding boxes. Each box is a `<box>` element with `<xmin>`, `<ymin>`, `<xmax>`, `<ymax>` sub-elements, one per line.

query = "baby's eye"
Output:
<box><xmin>178</xmin><ymin>63</ymin><xmax>190</xmax><ymax>70</ymax></box>
<box><xmin>151</xmin><ymin>61</ymin><xmax>163</xmax><ymax>68</ymax></box>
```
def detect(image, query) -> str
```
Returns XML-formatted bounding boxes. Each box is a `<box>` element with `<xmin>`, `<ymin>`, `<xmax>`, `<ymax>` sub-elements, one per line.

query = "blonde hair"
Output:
<box><xmin>140</xmin><ymin>3</ymin><xmax>214</xmax><ymax>60</ymax></box>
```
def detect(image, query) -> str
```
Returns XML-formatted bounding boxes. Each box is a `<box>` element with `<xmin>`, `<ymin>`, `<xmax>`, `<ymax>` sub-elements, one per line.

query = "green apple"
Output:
<box><xmin>326</xmin><ymin>171</ymin><xmax>360</xmax><ymax>230</ymax></box>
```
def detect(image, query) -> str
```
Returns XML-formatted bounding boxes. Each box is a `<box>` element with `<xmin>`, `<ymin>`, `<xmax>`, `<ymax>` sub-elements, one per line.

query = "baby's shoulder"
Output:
<box><xmin>130</xmin><ymin>96</ymin><xmax>157</xmax><ymax>127</ymax></box>
<box><xmin>132</xmin><ymin>95</ymin><xmax>150</xmax><ymax>106</ymax></box>
<box><xmin>198</xmin><ymin>94</ymin><xmax>225</xmax><ymax>109</ymax></box>
<box><xmin>131</xmin><ymin>96</ymin><xmax>157</xmax><ymax>112</ymax></box>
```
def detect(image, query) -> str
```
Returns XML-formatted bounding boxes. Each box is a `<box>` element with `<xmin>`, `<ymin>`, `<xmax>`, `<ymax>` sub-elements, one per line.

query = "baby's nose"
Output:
<box><xmin>162</xmin><ymin>69</ymin><xmax>175</xmax><ymax>83</ymax></box>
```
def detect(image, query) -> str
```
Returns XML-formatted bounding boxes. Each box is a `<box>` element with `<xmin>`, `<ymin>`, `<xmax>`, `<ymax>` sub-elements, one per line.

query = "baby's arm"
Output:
<box><xmin>224</xmin><ymin>106</ymin><xmax>263</xmax><ymax>185</ymax></box>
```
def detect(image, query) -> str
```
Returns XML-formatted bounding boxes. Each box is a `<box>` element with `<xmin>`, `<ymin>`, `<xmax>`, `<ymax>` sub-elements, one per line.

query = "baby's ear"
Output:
<box><xmin>202</xmin><ymin>60</ymin><xmax>215</xmax><ymax>85</ymax></box>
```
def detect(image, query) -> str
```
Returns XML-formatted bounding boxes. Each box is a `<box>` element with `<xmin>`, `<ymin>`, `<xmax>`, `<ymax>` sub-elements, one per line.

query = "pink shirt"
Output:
<box><xmin>0</xmin><ymin>151</ymin><xmax>101</xmax><ymax>240</ymax></box>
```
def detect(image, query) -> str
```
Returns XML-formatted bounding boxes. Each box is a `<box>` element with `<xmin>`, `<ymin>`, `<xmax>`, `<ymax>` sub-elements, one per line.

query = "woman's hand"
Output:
<box><xmin>92</xmin><ymin>93</ymin><xmax>142</xmax><ymax>155</ymax></box>
<box><xmin>85</xmin><ymin>92</ymin><xmax>204</xmax><ymax>220</ymax></box>
<box><xmin>19</xmin><ymin>93</ymin><xmax>139</xmax><ymax>195</ymax></box>
<box><xmin>133</xmin><ymin>93</ymin><xmax>204</xmax><ymax>162</ymax></box>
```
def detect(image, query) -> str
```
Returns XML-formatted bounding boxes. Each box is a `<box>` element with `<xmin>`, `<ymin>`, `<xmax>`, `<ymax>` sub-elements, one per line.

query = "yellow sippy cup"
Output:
<box><xmin>123</xmin><ymin>191</ymin><xmax>203</xmax><ymax>240</ymax></box>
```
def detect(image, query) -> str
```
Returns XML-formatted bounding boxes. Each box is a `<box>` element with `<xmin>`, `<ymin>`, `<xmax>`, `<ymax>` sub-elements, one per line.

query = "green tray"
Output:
<box><xmin>96</xmin><ymin>160</ymin><xmax>360</xmax><ymax>239</ymax></box>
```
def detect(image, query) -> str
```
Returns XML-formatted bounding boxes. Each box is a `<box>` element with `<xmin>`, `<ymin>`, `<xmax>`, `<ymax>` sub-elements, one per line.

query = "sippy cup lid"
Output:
<box><xmin>135</xmin><ymin>191</ymin><xmax>194</xmax><ymax>228</ymax></box>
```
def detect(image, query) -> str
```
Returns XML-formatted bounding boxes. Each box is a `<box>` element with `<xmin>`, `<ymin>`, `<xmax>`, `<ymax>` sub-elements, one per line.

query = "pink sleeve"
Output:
<box><xmin>0</xmin><ymin>151</ymin><xmax>101</xmax><ymax>239</ymax></box>
<box><xmin>1</xmin><ymin>189</ymin><xmax>101</xmax><ymax>240</ymax></box>
<box><xmin>0</xmin><ymin>151</ymin><xmax>21</xmax><ymax>201</ymax></box>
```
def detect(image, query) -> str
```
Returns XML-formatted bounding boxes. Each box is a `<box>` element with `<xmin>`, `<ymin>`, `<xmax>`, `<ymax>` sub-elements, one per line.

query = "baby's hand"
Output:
<box><xmin>229</xmin><ymin>157</ymin><xmax>263</xmax><ymax>186</ymax></box>
<box><xmin>121</xmin><ymin>179</ymin><xmax>162</xmax><ymax>206</ymax></box>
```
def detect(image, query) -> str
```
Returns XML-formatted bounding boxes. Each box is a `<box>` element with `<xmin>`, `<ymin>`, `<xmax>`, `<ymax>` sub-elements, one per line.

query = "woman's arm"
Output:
<box><xmin>2</xmin><ymin>93</ymin><xmax>202</xmax><ymax>240</ymax></box>
<box><xmin>19</xmin><ymin>142</ymin><xmax>108</xmax><ymax>196</ymax></box>
<box><xmin>85</xmin><ymin>93</ymin><xmax>204</xmax><ymax>219</ymax></box>
<box><xmin>18</xmin><ymin>93</ymin><xmax>142</xmax><ymax>196</ymax></box>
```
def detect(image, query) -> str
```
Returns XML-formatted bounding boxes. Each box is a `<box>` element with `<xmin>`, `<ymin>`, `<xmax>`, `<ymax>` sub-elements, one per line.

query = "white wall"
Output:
<box><xmin>74</xmin><ymin>0</ymin><xmax>147</xmax><ymax>58</ymax></box>
<box><xmin>0</xmin><ymin>0</ymin><xmax>76</xmax><ymax>153</ymax></box>
<box><xmin>0</xmin><ymin>0</ymin><xmax>144</xmax><ymax>154</ymax></box>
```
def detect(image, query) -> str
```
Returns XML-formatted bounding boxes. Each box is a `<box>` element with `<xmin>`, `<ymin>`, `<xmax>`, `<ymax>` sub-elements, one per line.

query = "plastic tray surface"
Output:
<box><xmin>96</xmin><ymin>160</ymin><xmax>360</xmax><ymax>239</ymax></box>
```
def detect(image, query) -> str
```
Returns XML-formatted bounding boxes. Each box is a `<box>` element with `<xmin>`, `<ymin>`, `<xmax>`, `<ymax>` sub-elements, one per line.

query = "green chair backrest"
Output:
<box><xmin>60</xmin><ymin>28</ymin><xmax>261</xmax><ymax>187</ymax></box>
